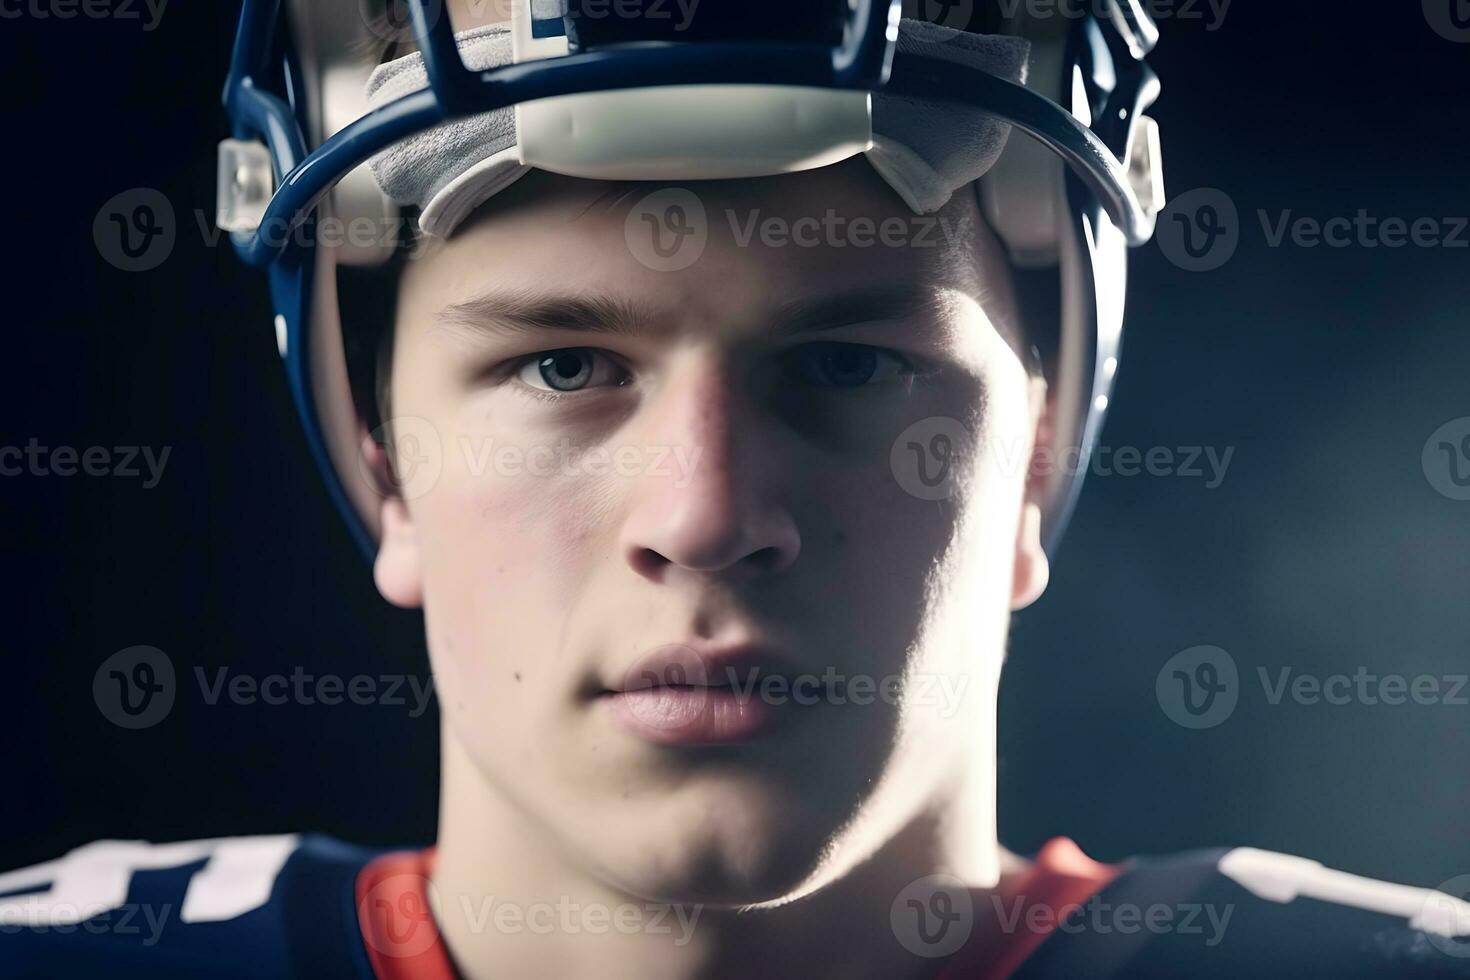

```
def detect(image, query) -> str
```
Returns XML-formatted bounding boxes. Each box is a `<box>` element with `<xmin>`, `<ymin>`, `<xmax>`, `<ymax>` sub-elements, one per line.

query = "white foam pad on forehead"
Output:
<box><xmin>365</xmin><ymin>19</ymin><xmax>1030</xmax><ymax>236</ymax></box>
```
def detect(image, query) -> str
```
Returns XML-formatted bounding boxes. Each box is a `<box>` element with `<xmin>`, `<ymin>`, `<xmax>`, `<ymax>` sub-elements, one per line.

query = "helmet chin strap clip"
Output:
<box><xmin>216</xmin><ymin>137</ymin><xmax>274</xmax><ymax>234</ymax></box>
<box><xmin>1125</xmin><ymin>113</ymin><xmax>1165</xmax><ymax>227</ymax></box>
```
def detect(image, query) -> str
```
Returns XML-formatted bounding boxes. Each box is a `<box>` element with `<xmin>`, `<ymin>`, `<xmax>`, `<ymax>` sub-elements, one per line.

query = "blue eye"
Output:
<box><xmin>515</xmin><ymin>348</ymin><xmax>627</xmax><ymax>394</ymax></box>
<box><xmin>788</xmin><ymin>343</ymin><xmax>910</xmax><ymax>388</ymax></box>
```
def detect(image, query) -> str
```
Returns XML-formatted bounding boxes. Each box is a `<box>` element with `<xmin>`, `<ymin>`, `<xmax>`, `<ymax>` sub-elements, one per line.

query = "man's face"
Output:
<box><xmin>374</xmin><ymin>157</ymin><xmax>1049</xmax><ymax>906</ymax></box>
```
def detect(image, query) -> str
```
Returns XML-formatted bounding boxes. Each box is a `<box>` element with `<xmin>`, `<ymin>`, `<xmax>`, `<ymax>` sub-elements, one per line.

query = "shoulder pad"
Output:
<box><xmin>1008</xmin><ymin>846</ymin><xmax>1470</xmax><ymax>979</ymax></box>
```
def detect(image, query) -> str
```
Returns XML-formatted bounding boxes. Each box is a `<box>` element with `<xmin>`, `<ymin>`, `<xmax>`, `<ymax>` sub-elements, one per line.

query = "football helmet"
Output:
<box><xmin>219</xmin><ymin>0</ymin><xmax>1164</xmax><ymax>559</ymax></box>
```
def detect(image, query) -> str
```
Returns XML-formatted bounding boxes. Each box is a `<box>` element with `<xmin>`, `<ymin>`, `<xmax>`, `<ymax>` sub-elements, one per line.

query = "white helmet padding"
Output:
<box><xmin>365</xmin><ymin>19</ymin><xmax>1031</xmax><ymax>237</ymax></box>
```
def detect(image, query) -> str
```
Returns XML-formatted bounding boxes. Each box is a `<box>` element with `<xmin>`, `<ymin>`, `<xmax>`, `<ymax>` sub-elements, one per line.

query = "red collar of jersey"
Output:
<box><xmin>355</xmin><ymin>838</ymin><xmax>1118</xmax><ymax>980</ymax></box>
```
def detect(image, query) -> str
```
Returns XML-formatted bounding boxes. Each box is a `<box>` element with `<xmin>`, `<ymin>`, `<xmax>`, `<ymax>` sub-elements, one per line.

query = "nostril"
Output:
<box><xmin>625</xmin><ymin>545</ymin><xmax>672</xmax><ymax>582</ymax></box>
<box><xmin>619</xmin><ymin>465</ymin><xmax>802</xmax><ymax>577</ymax></box>
<box><xmin>745</xmin><ymin>546</ymin><xmax>787</xmax><ymax>573</ymax></box>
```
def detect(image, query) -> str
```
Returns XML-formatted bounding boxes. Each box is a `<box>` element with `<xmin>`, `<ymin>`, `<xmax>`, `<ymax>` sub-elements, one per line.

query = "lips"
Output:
<box><xmin>598</xmin><ymin>641</ymin><xmax>802</xmax><ymax>745</ymax></box>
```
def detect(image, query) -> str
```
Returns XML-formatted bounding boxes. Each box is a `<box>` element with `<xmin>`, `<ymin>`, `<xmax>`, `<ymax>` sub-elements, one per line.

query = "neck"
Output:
<box><xmin>430</xmin><ymin>720</ymin><xmax>1007</xmax><ymax>980</ymax></box>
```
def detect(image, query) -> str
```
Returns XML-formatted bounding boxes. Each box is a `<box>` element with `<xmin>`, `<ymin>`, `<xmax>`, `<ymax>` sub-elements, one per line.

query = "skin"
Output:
<box><xmin>366</xmin><ymin>156</ymin><xmax>1052</xmax><ymax>979</ymax></box>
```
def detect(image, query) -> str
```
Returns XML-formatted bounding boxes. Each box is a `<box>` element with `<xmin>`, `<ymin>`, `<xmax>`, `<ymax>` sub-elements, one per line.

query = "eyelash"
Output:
<box><xmin>505</xmin><ymin>344</ymin><xmax>923</xmax><ymax>403</ymax></box>
<box><xmin>517</xmin><ymin>383</ymin><xmax>583</xmax><ymax>407</ymax></box>
<box><xmin>507</xmin><ymin>349</ymin><xmax>632</xmax><ymax>405</ymax></box>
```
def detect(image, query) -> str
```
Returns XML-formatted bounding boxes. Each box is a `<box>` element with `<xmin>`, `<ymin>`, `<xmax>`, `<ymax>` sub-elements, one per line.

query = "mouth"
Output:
<box><xmin>596</xmin><ymin>641</ymin><xmax>807</xmax><ymax>745</ymax></box>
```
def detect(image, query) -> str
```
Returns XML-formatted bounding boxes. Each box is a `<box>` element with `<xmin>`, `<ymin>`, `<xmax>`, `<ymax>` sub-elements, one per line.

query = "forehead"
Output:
<box><xmin>402</xmin><ymin>157</ymin><xmax>1008</xmax><ymax>324</ymax></box>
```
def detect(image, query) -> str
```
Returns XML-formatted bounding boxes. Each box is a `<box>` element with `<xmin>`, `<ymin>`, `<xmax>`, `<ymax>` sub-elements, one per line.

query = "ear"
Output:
<box><xmin>1010</xmin><ymin>375</ymin><xmax>1051</xmax><ymax>611</ymax></box>
<box><xmin>361</xmin><ymin>429</ymin><xmax>425</xmax><ymax>609</ymax></box>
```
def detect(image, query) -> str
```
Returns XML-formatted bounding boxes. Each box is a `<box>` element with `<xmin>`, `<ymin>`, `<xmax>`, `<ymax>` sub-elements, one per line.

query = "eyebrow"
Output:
<box><xmin>435</xmin><ymin>284</ymin><xmax>945</xmax><ymax>344</ymax></box>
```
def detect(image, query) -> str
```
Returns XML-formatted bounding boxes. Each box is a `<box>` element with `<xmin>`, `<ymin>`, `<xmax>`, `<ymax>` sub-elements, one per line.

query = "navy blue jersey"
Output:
<box><xmin>0</xmin><ymin>835</ymin><xmax>379</xmax><ymax>978</ymax></box>
<box><xmin>2</xmin><ymin>834</ymin><xmax>1468</xmax><ymax>978</ymax></box>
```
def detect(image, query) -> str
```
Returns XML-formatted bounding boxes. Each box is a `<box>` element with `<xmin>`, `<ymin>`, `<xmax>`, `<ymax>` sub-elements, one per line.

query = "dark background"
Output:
<box><xmin>3</xmin><ymin>2</ymin><xmax>1468</xmax><ymax>891</ymax></box>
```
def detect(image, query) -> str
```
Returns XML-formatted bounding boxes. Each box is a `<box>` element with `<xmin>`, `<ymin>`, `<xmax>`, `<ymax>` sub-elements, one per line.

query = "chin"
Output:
<box><xmin>581</xmin><ymin>775</ymin><xmax>854</xmax><ymax>908</ymax></box>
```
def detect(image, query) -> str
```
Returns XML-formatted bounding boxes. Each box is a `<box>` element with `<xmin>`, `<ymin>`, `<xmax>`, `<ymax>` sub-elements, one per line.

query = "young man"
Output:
<box><xmin>3</xmin><ymin>1</ymin><xmax>1468</xmax><ymax>977</ymax></box>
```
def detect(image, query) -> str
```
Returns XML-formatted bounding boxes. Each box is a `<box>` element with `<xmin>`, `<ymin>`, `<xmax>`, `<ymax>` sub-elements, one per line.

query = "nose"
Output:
<box><xmin>619</xmin><ymin>353</ymin><xmax>801</xmax><ymax>582</ymax></box>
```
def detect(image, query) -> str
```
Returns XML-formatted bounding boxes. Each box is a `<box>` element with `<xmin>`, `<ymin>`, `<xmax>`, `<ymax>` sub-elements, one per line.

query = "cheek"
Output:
<box><xmin>414</xmin><ymin>455</ymin><xmax>616</xmax><ymax>704</ymax></box>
